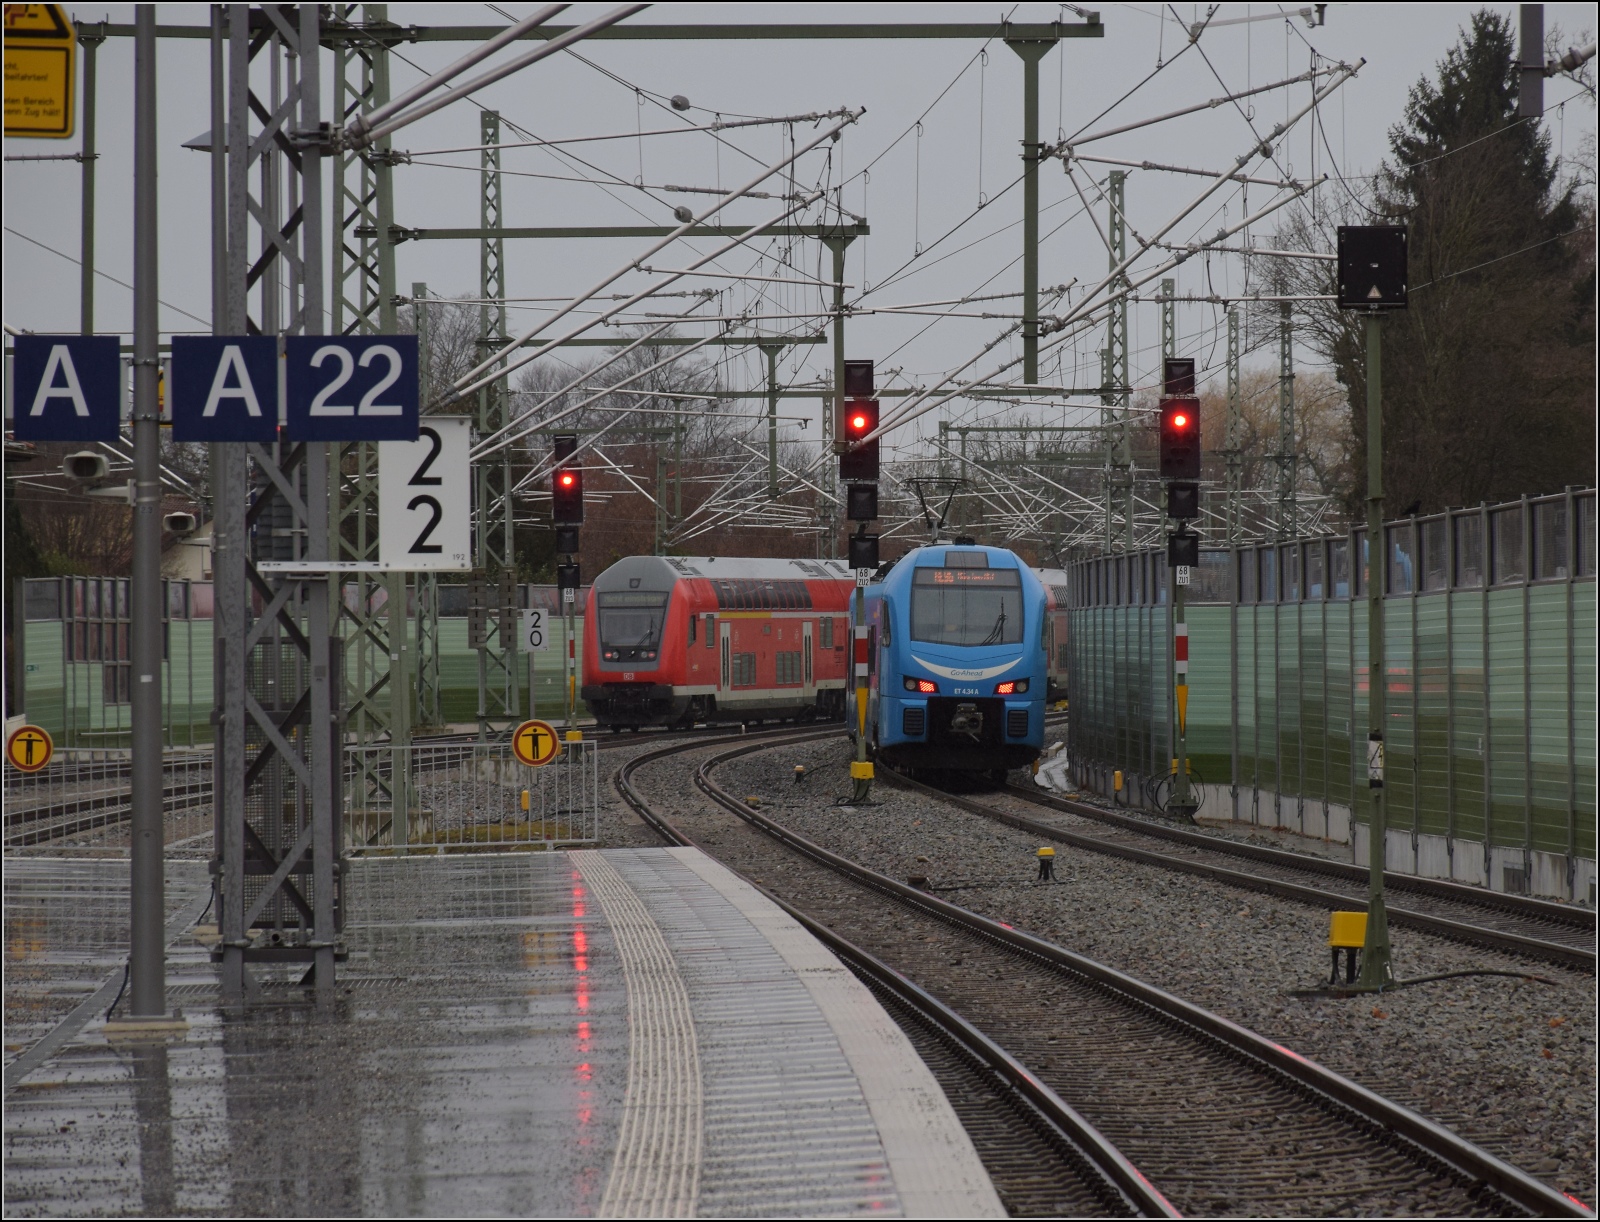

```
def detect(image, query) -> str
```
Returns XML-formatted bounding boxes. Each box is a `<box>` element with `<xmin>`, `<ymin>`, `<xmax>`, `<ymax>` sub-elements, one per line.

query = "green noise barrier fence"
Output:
<box><xmin>15</xmin><ymin>579</ymin><xmax>587</xmax><ymax>747</ymax></box>
<box><xmin>1065</xmin><ymin>490</ymin><xmax>1596</xmax><ymax>905</ymax></box>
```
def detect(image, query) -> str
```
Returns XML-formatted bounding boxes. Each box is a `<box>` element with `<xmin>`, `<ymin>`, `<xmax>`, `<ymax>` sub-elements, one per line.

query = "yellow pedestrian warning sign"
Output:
<box><xmin>4</xmin><ymin>4</ymin><xmax>76</xmax><ymax>139</ymax></box>
<box><xmin>6</xmin><ymin>724</ymin><xmax>54</xmax><ymax>772</ymax></box>
<box><xmin>511</xmin><ymin>719</ymin><xmax>561</xmax><ymax>768</ymax></box>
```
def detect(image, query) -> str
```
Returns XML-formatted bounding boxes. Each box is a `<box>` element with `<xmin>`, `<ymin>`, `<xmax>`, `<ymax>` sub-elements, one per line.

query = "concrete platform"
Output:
<box><xmin>3</xmin><ymin>849</ymin><xmax>1002</xmax><ymax>1218</ymax></box>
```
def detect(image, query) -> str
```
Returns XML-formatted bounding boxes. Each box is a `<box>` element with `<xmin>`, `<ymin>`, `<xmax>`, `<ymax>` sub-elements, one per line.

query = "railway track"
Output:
<box><xmin>615</xmin><ymin>729</ymin><xmax>1587</xmax><ymax>1219</ymax></box>
<box><xmin>881</xmin><ymin>768</ymin><xmax>1596</xmax><ymax>974</ymax></box>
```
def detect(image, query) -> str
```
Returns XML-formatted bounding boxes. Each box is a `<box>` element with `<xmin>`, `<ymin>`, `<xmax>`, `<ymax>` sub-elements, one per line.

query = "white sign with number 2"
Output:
<box><xmin>378</xmin><ymin>417</ymin><xmax>471</xmax><ymax>570</ymax></box>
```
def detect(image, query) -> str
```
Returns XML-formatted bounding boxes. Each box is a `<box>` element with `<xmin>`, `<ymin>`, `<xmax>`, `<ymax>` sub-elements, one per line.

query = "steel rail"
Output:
<box><xmin>1012</xmin><ymin>783</ymin><xmax>1595</xmax><ymax>928</ymax></box>
<box><xmin>654</xmin><ymin>732</ymin><xmax>1590</xmax><ymax>1220</ymax></box>
<box><xmin>614</xmin><ymin>729</ymin><xmax>1175</xmax><ymax>1220</ymax></box>
<box><xmin>882</xmin><ymin>769</ymin><xmax>1594</xmax><ymax>972</ymax></box>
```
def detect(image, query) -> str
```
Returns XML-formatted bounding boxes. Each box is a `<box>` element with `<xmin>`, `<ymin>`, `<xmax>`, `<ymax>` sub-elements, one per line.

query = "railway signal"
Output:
<box><xmin>1337</xmin><ymin>225</ymin><xmax>1407</xmax><ymax>310</ymax></box>
<box><xmin>846</xmin><ymin>482</ymin><xmax>878</xmax><ymax>522</ymax></box>
<box><xmin>1157</xmin><ymin>357</ymin><xmax>1201</xmax><ymax>822</ymax></box>
<box><xmin>848</xmin><ymin>532</ymin><xmax>879</xmax><ymax>571</ymax></box>
<box><xmin>1339</xmin><ymin>224</ymin><xmax>1410</xmax><ymax>992</ymax></box>
<box><xmin>551</xmin><ymin>434</ymin><xmax>583</xmax><ymax>525</ymax></box>
<box><xmin>1166</xmin><ymin>481</ymin><xmax>1199</xmax><ymax>520</ymax></box>
<box><xmin>839</xmin><ymin>398</ymin><xmax>880</xmax><ymax>482</ymax></box>
<box><xmin>838</xmin><ymin>358</ymin><xmax>875</xmax><ymax>449</ymax></box>
<box><xmin>1158</xmin><ymin>399</ymin><xmax>1201</xmax><ymax>480</ymax></box>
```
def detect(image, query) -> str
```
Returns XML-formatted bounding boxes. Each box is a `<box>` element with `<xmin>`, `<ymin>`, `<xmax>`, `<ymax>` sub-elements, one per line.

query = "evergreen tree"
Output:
<box><xmin>1312</xmin><ymin>11</ymin><xmax>1594</xmax><ymax>515</ymax></box>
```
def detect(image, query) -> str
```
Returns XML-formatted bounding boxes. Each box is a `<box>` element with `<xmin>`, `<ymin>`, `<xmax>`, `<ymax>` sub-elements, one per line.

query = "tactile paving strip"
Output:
<box><xmin>603</xmin><ymin>849</ymin><xmax>904</xmax><ymax>1219</ymax></box>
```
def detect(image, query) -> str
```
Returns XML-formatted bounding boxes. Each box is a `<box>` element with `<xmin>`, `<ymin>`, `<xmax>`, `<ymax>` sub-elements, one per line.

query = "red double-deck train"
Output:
<box><xmin>580</xmin><ymin>555</ymin><xmax>857</xmax><ymax>730</ymax></box>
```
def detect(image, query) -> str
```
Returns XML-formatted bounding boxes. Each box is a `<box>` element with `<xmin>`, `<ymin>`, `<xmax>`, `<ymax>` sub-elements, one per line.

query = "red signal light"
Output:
<box><xmin>559</xmin><ymin>471</ymin><xmax>574</xmax><ymax>487</ymax></box>
<box><xmin>1159</xmin><ymin>397</ymin><xmax>1201</xmax><ymax>480</ymax></box>
<box><xmin>839</xmin><ymin>398</ymin><xmax>880</xmax><ymax>480</ymax></box>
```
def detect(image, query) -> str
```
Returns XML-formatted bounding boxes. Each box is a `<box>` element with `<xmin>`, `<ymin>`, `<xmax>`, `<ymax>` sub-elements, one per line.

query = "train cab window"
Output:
<box><xmin>911</xmin><ymin>566</ymin><xmax>1024</xmax><ymax>646</ymax></box>
<box><xmin>688</xmin><ymin>613</ymin><xmax>696</xmax><ymax>647</ymax></box>
<box><xmin>597</xmin><ymin>591</ymin><xmax>668</xmax><ymax>665</ymax></box>
<box><xmin>704</xmin><ymin>613</ymin><xmax>716</xmax><ymax>647</ymax></box>
<box><xmin>820</xmin><ymin>616</ymin><xmax>833</xmax><ymax>649</ymax></box>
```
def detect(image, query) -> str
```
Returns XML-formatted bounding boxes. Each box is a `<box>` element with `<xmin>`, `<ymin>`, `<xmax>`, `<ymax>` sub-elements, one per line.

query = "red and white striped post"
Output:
<box><xmin>1171</xmin><ymin>575</ymin><xmax>1194</xmax><ymax>819</ymax></box>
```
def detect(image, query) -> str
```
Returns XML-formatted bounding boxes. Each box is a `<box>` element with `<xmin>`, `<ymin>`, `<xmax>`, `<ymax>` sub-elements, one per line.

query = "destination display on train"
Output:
<box><xmin>913</xmin><ymin>568</ymin><xmax>1020</xmax><ymax>586</ymax></box>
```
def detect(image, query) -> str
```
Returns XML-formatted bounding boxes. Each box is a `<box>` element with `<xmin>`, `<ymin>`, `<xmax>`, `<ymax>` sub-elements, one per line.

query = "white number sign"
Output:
<box><xmin>1175</xmin><ymin>564</ymin><xmax>1192</xmax><ymax>587</ymax></box>
<box><xmin>520</xmin><ymin>608</ymin><xmax>550</xmax><ymax>652</ymax></box>
<box><xmin>378</xmin><ymin>417</ymin><xmax>471</xmax><ymax>570</ymax></box>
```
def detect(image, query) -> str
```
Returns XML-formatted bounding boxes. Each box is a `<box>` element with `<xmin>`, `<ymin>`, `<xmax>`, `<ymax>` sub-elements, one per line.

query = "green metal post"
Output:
<box><xmin>655</xmin><ymin>440</ymin><xmax>667</xmax><ymax>555</ymax></box>
<box><xmin>1226</xmin><ymin>310</ymin><xmax>1242</xmax><ymax>546</ymax></box>
<box><xmin>1100</xmin><ymin>348</ymin><xmax>1114</xmax><ymax>553</ymax></box>
<box><xmin>476</xmin><ymin>110</ymin><xmax>518</xmax><ymax>739</ymax></box>
<box><xmin>1358</xmin><ymin>313</ymin><xmax>1395</xmax><ymax>989</ymax></box>
<box><xmin>1105</xmin><ymin>171</ymin><xmax>1130</xmax><ymax>549</ymax></box>
<box><xmin>79</xmin><ymin>23</ymin><xmax>104</xmax><ymax>335</ymax></box>
<box><xmin>763</xmin><ymin>342</ymin><xmax>781</xmax><ymax>499</ymax></box>
<box><xmin>1278</xmin><ymin>304</ymin><xmax>1296</xmax><ymax>540</ymax></box>
<box><xmin>1160</xmin><ymin>277</ymin><xmax>1175</xmax><ymax>358</ymax></box>
<box><xmin>673</xmin><ymin>398</ymin><xmax>683</xmax><ymax>528</ymax></box>
<box><xmin>1006</xmin><ymin>33</ymin><xmax>1056</xmax><ymax>384</ymax></box>
<box><xmin>412</xmin><ymin>281</ymin><xmax>443</xmax><ymax>730</ymax></box>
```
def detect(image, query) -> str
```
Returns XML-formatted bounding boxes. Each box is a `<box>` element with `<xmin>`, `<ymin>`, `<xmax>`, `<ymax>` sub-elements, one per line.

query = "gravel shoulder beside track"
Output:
<box><xmin>713</xmin><ymin>734</ymin><xmax>1597</xmax><ymax>1207</ymax></box>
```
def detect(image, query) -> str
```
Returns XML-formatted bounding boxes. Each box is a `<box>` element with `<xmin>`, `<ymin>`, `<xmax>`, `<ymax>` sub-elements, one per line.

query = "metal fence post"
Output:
<box><xmin>128</xmin><ymin>5</ymin><xmax>166</xmax><ymax>1020</ymax></box>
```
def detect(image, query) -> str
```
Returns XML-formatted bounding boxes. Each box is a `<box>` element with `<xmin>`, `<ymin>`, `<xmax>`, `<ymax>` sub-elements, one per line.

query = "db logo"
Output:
<box><xmin>623</xmin><ymin>672</ymin><xmax>636</xmax><ymax>681</ymax></box>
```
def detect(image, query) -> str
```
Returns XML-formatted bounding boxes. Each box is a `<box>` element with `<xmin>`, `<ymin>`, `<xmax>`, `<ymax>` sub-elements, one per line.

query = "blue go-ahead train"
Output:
<box><xmin>849</xmin><ymin>543</ymin><xmax>1049</xmax><ymax>776</ymax></box>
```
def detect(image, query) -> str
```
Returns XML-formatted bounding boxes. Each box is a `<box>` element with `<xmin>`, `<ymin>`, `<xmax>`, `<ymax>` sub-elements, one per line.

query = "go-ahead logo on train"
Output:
<box><xmin>511</xmin><ymin>719</ymin><xmax>561</xmax><ymax>768</ymax></box>
<box><xmin>6</xmin><ymin>724</ymin><xmax>54</xmax><ymax>773</ymax></box>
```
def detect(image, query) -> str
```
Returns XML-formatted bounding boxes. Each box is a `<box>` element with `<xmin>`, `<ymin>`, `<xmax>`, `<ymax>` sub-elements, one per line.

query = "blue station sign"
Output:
<box><xmin>10</xmin><ymin>335</ymin><xmax>121</xmax><ymax>441</ymax></box>
<box><xmin>169</xmin><ymin>336</ymin><xmax>279</xmax><ymax>441</ymax></box>
<box><xmin>284</xmin><ymin>335</ymin><xmax>419</xmax><ymax>441</ymax></box>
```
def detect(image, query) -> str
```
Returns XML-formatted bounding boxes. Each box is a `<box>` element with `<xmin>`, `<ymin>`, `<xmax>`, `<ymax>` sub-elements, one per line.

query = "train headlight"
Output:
<box><xmin>995</xmin><ymin>678</ymin><xmax>1029</xmax><ymax>695</ymax></box>
<box><xmin>903</xmin><ymin>676</ymin><xmax>938</xmax><ymax>694</ymax></box>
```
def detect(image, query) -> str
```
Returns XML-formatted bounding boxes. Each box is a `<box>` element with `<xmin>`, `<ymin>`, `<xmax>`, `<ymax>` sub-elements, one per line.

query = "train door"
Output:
<box><xmin>719</xmin><ymin>619</ymin><xmax>731</xmax><ymax>692</ymax></box>
<box><xmin>802</xmin><ymin>620</ymin><xmax>815</xmax><ymax>703</ymax></box>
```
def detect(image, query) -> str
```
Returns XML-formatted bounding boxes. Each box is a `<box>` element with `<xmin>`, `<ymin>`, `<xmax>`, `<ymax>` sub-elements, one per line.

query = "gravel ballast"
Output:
<box><xmin>708</xmin><ymin>732</ymin><xmax>1597</xmax><ymax>1207</ymax></box>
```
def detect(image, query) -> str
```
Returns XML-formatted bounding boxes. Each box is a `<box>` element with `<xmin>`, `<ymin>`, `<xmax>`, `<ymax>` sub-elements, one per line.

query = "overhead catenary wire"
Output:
<box><xmin>450</xmin><ymin>110</ymin><xmax>861</xmax><ymax>398</ymax></box>
<box><xmin>357</xmin><ymin>5</ymin><xmax>651</xmax><ymax>145</ymax></box>
<box><xmin>403</xmin><ymin>108</ymin><xmax>857</xmax><ymax>157</ymax></box>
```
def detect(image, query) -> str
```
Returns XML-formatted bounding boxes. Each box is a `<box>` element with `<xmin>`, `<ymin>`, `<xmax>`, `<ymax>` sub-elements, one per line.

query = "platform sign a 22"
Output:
<box><xmin>378</xmin><ymin>417</ymin><xmax>471</xmax><ymax>571</ymax></box>
<box><xmin>284</xmin><ymin>335</ymin><xmax>418</xmax><ymax>441</ymax></box>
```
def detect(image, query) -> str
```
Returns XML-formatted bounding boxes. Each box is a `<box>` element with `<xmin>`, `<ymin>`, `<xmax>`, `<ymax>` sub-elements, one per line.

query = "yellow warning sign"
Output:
<box><xmin>511</xmin><ymin>719</ymin><xmax>561</xmax><ymax>768</ymax></box>
<box><xmin>4</xmin><ymin>4</ymin><xmax>75</xmax><ymax>139</ymax></box>
<box><xmin>6</xmin><ymin>724</ymin><xmax>54</xmax><ymax>772</ymax></box>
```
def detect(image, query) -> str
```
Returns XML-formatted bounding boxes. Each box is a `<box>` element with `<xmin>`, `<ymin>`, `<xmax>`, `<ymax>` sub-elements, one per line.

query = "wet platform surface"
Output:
<box><xmin>3</xmin><ymin>849</ymin><xmax>1001</xmax><ymax>1218</ymax></box>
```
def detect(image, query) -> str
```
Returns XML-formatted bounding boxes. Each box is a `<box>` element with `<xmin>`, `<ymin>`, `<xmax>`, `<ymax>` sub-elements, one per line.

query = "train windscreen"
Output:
<box><xmin>910</xmin><ymin>567</ymin><xmax>1023</xmax><ymax>647</ymax></box>
<box><xmin>598</xmin><ymin>591</ymin><xmax>668</xmax><ymax>663</ymax></box>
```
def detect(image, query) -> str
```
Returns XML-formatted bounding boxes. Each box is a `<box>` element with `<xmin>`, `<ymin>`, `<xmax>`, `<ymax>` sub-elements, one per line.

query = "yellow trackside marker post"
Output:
<box><xmin>850</xmin><ymin>579</ymin><xmax>873</xmax><ymax>803</ymax></box>
<box><xmin>1176</xmin><ymin>682</ymin><xmax>1189</xmax><ymax>734</ymax></box>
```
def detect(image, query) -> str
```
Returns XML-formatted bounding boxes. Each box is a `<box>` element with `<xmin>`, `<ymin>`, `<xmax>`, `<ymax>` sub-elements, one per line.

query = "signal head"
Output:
<box><xmin>1158</xmin><ymin>397</ymin><xmax>1202</xmax><ymax>481</ymax></box>
<box><xmin>839</xmin><ymin>398</ymin><xmax>881</xmax><ymax>481</ymax></box>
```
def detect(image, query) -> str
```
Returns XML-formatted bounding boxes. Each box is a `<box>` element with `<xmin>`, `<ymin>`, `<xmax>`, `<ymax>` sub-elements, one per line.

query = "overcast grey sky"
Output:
<box><xmin>4</xmin><ymin>3</ymin><xmax>1594</xmax><ymax>453</ymax></box>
